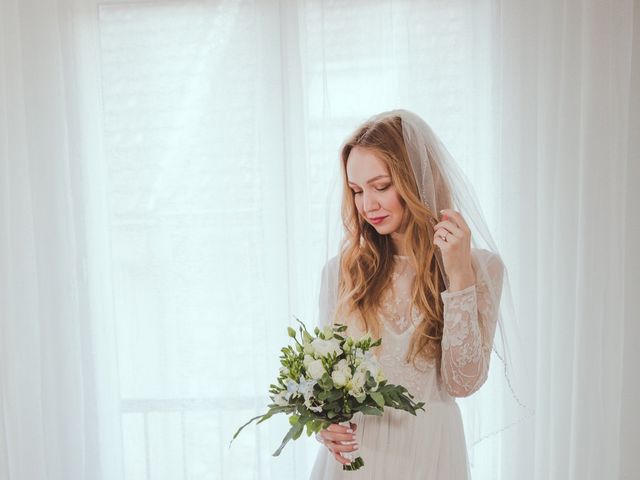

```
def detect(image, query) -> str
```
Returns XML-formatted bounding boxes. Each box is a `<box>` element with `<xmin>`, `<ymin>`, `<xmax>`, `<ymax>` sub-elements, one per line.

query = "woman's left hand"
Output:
<box><xmin>433</xmin><ymin>209</ymin><xmax>474</xmax><ymax>289</ymax></box>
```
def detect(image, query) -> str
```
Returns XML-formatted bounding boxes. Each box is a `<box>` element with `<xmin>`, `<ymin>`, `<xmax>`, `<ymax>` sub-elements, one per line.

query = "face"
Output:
<box><xmin>346</xmin><ymin>146</ymin><xmax>405</xmax><ymax>236</ymax></box>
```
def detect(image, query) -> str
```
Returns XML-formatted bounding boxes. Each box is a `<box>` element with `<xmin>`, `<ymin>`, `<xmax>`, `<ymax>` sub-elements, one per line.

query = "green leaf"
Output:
<box><xmin>256</xmin><ymin>405</ymin><xmax>292</xmax><ymax>425</ymax></box>
<box><xmin>291</xmin><ymin>422</ymin><xmax>305</xmax><ymax>440</ymax></box>
<box><xmin>272</xmin><ymin>424</ymin><xmax>298</xmax><ymax>457</ymax></box>
<box><xmin>326</xmin><ymin>389</ymin><xmax>344</xmax><ymax>402</ymax></box>
<box><xmin>317</xmin><ymin>390</ymin><xmax>329</xmax><ymax>401</ymax></box>
<box><xmin>229</xmin><ymin>412</ymin><xmax>266</xmax><ymax>445</ymax></box>
<box><xmin>370</xmin><ymin>391</ymin><xmax>385</xmax><ymax>408</ymax></box>
<box><xmin>365</xmin><ymin>374</ymin><xmax>377</xmax><ymax>388</ymax></box>
<box><xmin>289</xmin><ymin>415</ymin><xmax>299</xmax><ymax>425</ymax></box>
<box><xmin>359</xmin><ymin>405</ymin><xmax>384</xmax><ymax>416</ymax></box>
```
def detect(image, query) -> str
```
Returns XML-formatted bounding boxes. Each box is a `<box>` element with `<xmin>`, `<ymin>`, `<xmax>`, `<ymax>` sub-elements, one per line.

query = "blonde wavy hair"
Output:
<box><xmin>332</xmin><ymin>114</ymin><xmax>453</xmax><ymax>370</ymax></box>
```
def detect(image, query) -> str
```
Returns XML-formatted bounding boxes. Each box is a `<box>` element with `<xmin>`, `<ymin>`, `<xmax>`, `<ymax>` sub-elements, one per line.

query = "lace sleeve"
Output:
<box><xmin>439</xmin><ymin>250</ymin><xmax>505</xmax><ymax>397</ymax></box>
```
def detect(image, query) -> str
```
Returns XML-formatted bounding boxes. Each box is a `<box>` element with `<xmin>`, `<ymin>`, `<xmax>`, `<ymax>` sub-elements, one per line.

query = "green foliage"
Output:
<box><xmin>229</xmin><ymin>315</ymin><xmax>427</xmax><ymax>472</ymax></box>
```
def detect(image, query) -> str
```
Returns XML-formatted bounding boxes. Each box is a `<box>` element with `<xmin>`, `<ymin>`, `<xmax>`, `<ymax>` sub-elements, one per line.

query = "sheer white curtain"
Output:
<box><xmin>0</xmin><ymin>1</ymin><xmax>638</xmax><ymax>480</ymax></box>
<box><xmin>0</xmin><ymin>0</ymin><xmax>121</xmax><ymax>478</ymax></box>
<box><xmin>494</xmin><ymin>1</ymin><xmax>638</xmax><ymax>478</ymax></box>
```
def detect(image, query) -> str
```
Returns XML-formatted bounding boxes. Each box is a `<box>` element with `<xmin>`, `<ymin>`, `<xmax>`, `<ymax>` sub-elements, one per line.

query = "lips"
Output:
<box><xmin>369</xmin><ymin>216</ymin><xmax>388</xmax><ymax>224</ymax></box>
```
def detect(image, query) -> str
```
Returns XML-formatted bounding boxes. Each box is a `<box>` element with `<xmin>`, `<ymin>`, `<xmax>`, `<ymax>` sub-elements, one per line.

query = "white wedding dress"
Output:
<box><xmin>309</xmin><ymin>249</ymin><xmax>502</xmax><ymax>480</ymax></box>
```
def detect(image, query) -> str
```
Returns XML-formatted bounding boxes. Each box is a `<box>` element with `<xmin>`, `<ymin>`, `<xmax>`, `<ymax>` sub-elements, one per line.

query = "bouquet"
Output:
<box><xmin>229</xmin><ymin>317</ymin><xmax>426</xmax><ymax>471</ymax></box>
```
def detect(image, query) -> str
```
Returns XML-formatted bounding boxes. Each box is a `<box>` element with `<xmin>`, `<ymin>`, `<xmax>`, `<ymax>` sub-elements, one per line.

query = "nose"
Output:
<box><xmin>362</xmin><ymin>190</ymin><xmax>380</xmax><ymax>214</ymax></box>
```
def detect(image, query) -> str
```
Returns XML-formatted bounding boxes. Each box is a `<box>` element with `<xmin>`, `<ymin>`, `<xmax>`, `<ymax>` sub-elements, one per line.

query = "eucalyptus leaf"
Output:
<box><xmin>370</xmin><ymin>391</ymin><xmax>385</xmax><ymax>408</ymax></box>
<box><xmin>359</xmin><ymin>405</ymin><xmax>384</xmax><ymax>416</ymax></box>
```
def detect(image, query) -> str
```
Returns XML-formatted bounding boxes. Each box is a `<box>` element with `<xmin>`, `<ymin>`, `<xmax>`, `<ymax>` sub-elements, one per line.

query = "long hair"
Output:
<box><xmin>332</xmin><ymin>114</ymin><xmax>453</xmax><ymax>369</ymax></box>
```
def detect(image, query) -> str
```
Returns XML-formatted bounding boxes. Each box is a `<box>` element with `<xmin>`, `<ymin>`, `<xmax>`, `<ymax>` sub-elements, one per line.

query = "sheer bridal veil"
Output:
<box><xmin>315</xmin><ymin>108</ymin><xmax>534</xmax><ymax>463</ymax></box>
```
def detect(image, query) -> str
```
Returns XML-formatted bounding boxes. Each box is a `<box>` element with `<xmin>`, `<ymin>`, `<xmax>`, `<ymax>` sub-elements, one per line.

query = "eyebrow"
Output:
<box><xmin>347</xmin><ymin>174</ymin><xmax>390</xmax><ymax>186</ymax></box>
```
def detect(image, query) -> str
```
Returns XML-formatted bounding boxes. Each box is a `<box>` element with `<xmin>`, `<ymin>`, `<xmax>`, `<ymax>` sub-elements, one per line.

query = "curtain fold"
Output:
<box><xmin>492</xmin><ymin>1</ymin><xmax>636</xmax><ymax>478</ymax></box>
<box><xmin>0</xmin><ymin>0</ymin><xmax>122</xmax><ymax>478</ymax></box>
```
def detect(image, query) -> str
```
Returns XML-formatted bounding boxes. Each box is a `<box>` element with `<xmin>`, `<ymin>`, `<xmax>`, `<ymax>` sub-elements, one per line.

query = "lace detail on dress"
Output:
<box><xmin>440</xmin><ymin>251</ymin><xmax>504</xmax><ymax>397</ymax></box>
<box><xmin>374</xmin><ymin>257</ymin><xmax>436</xmax><ymax>402</ymax></box>
<box><xmin>380</xmin><ymin>257</ymin><xmax>419</xmax><ymax>335</ymax></box>
<box><xmin>318</xmin><ymin>250</ymin><xmax>504</xmax><ymax>403</ymax></box>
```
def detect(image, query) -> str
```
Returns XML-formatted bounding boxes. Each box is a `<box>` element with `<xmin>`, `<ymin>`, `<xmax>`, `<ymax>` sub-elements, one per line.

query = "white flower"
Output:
<box><xmin>285</xmin><ymin>378</ymin><xmax>299</xmax><ymax>397</ymax></box>
<box><xmin>298</xmin><ymin>376</ymin><xmax>317</xmax><ymax>401</ymax></box>
<box><xmin>332</xmin><ymin>369</ymin><xmax>349</xmax><ymax>387</ymax></box>
<box><xmin>322</xmin><ymin>325</ymin><xmax>334</xmax><ymax>339</ymax></box>
<box><xmin>310</xmin><ymin>337</ymin><xmax>343</xmax><ymax>358</ymax></box>
<box><xmin>307</xmin><ymin>359</ymin><xmax>326</xmax><ymax>380</ymax></box>
<box><xmin>348</xmin><ymin>370</ymin><xmax>367</xmax><ymax>396</ymax></box>
<box><xmin>303</xmin><ymin>354</ymin><xmax>315</xmax><ymax>368</ymax></box>
<box><xmin>330</xmin><ymin>359</ymin><xmax>352</xmax><ymax>387</ymax></box>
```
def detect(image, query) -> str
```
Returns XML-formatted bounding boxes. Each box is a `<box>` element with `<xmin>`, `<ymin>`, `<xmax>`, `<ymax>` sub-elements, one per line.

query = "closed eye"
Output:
<box><xmin>352</xmin><ymin>185</ymin><xmax>389</xmax><ymax>195</ymax></box>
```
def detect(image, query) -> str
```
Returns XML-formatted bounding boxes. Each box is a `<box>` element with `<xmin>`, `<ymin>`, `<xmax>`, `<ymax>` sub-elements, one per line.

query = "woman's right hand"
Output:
<box><xmin>316</xmin><ymin>422</ymin><xmax>359</xmax><ymax>465</ymax></box>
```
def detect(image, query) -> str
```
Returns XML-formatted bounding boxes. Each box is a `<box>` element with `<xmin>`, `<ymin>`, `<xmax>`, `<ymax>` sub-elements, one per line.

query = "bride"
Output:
<box><xmin>309</xmin><ymin>109</ymin><xmax>511</xmax><ymax>479</ymax></box>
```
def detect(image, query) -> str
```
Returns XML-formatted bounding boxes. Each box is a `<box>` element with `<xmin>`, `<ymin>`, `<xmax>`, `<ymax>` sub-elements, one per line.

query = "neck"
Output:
<box><xmin>390</xmin><ymin>231</ymin><xmax>406</xmax><ymax>256</ymax></box>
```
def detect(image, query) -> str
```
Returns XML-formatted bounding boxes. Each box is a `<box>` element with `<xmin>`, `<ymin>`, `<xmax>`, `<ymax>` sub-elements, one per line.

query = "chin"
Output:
<box><xmin>370</xmin><ymin>223</ymin><xmax>397</xmax><ymax>234</ymax></box>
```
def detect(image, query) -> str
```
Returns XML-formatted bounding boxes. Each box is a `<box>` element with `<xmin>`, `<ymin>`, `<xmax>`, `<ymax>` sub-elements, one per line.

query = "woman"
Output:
<box><xmin>309</xmin><ymin>110</ymin><xmax>507</xmax><ymax>479</ymax></box>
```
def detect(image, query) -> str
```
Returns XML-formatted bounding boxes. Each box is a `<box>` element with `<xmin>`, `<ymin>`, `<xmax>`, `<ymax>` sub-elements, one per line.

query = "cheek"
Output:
<box><xmin>385</xmin><ymin>191</ymin><xmax>403</xmax><ymax>212</ymax></box>
<box><xmin>353</xmin><ymin>196</ymin><xmax>363</xmax><ymax>213</ymax></box>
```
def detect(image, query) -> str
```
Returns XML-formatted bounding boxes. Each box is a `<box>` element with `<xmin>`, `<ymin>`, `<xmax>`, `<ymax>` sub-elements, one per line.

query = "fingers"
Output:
<box><xmin>434</xmin><ymin>227</ymin><xmax>461</xmax><ymax>245</ymax></box>
<box><xmin>434</xmin><ymin>229</ymin><xmax>457</xmax><ymax>249</ymax></box>
<box><xmin>322</xmin><ymin>431</ymin><xmax>355</xmax><ymax>442</ymax></box>
<box><xmin>433</xmin><ymin>219</ymin><xmax>464</xmax><ymax>237</ymax></box>
<box><xmin>327</xmin><ymin>439</ymin><xmax>359</xmax><ymax>453</ymax></box>
<box><xmin>433</xmin><ymin>234</ymin><xmax>447</xmax><ymax>250</ymax></box>
<box><xmin>321</xmin><ymin>423</ymin><xmax>356</xmax><ymax>443</ymax></box>
<box><xmin>439</xmin><ymin>209</ymin><xmax>470</xmax><ymax>233</ymax></box>
<box><xmin>332</xmin><ymin>450</ymin><xmax>352</xmax><ymax>465</ymax></box>
<box><xmin>318</xmin><ymin>422</ymin><xmax>359</xmax><ymax>465</ymax></box>
<box><xmin>327</xmin><ymin>440</ymin><xmax>359</xmax><ymax>465</ymax></box>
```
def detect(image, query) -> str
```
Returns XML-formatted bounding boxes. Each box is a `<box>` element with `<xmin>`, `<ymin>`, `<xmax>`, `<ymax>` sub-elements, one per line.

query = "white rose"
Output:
<box><xmin>361</xmin><ymin>358</ymin><xmax>380</xmax><ymax>379</ymax></box>
<box><xmin>348</xmin><ymin>370</ymin><xmax>367</xmax><ymax>396</ymax></box>
<box><xmin>310</xmin><ymin>338</ymin><xmax>343</xmax><ymax>357</ymax></box>
<box><xmin>307</xmin><ymin>359</ymin><xmax>326</xmax><ymax>380</ymax></box>
<box><xmin>303</xmin><ymin>354</ymin><xmax>315</xmax><ymax>368</ymax></box>
<box><xmin>334</xmin><ymin>358</ymin><xmax>351</xmax><ymax>376</ymax></box>
<box><xmin>332</xmin><ymin>369</ymin><xmax>348</xmax><ymax>387</ymax></box>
